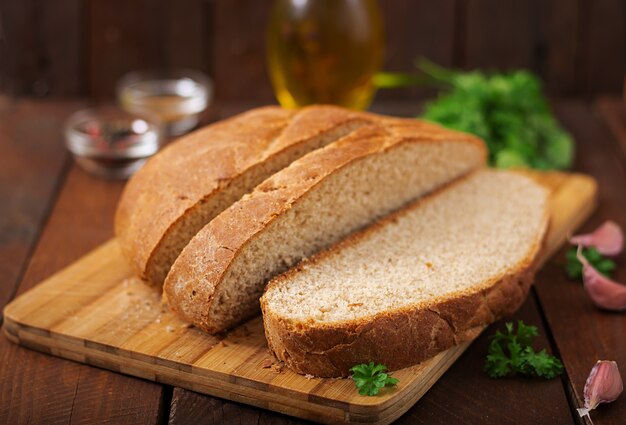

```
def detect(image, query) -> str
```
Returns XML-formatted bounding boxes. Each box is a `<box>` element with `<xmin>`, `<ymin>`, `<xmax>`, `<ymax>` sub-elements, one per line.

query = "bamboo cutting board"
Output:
<box><xmin>3</xmin><ymin>171</ymin><xmax>597</xmax><ymax>424</ymax></box>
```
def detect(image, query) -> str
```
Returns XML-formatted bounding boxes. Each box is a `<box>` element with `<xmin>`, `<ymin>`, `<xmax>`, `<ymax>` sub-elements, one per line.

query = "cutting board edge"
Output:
<box><xmin>2</xmin><ymin>315</ymin><xmax>454</xmax><ymax>425</ymax></box>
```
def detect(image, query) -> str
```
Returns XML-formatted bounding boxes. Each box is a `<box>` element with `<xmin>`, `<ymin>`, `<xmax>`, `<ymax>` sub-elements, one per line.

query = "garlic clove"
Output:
<box><xmin>576</xmin><ymin>246</ymin><xmax>626</xmax><ymax>311</ymax></box>
<box><xmin>577</xmin><ymin>360</ymin><xmax>623</xmax><ymax>419</ymax></box>
<box><xmin>570</xmin><ymin>221</ymin><xmax>624</xmax><ymax>256</ymax></box>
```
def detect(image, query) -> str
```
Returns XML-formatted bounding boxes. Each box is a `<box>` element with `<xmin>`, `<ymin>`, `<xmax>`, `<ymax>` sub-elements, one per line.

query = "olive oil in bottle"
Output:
<box><xmin>267</xmin><ymin>0</ymin><xmax>384</xmax><ymax>110</ymax></box>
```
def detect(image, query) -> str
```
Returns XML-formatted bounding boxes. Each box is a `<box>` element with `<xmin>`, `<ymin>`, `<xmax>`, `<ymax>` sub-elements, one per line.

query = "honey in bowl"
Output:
<box><xmin>267</xmin><ymin>0</ymin><xmax>384</xmax><ymax>110</ymax></box>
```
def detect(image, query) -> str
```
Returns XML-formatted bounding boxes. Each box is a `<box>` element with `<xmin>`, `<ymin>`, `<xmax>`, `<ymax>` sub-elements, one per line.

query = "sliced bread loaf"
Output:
<box><xmin>261</xmin><ymin>170</ymin><xmax>549</xmax><ymax>377</ymax></box>
<box><xmin>115</xmin><ymin>105</ymin><xmax>371</xmax><ymax>285</ymax></box>
<box><xmin>164</xmin><ymin>119</ymin><xmax>487</xmax><ymax>333</ymax></box>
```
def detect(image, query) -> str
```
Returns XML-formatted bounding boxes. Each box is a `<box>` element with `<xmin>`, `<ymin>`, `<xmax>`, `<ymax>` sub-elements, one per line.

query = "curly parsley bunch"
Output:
<box><xmin>485</xmin><ymin>321</ymin><xmax>564</xmax><ymax>379</ymax></box>
<box><xmin>376</xmin><ymin>59</ymin><xmax>575</xmax><ymax>170</ymax></box>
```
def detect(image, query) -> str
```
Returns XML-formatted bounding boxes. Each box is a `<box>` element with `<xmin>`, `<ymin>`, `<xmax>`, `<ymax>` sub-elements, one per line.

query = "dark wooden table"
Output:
<box><xmin>1</xmin><ymin>97</ymin><xmax>625</xmax><ymax>425</ymax></box>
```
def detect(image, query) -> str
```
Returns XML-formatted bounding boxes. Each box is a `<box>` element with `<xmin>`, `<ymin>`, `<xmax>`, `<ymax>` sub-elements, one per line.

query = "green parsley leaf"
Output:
<box><xmin>514</xmin><ymin>320</ymin><xmax>538</xmax><ymax>346</ymax></box>
<box><xmin>374</xmin><ymin>59</ymin><xmax>575</xmax><ymax>171</ymax></box>
<box><xmin>350</xmin><ymin>362</ymin><xmax>399</xmax><ymax>396</ymax></box>
<box><xmin>484</xmin><ymin>321</ymin><xmax>563</xmax><ymax>379</ymax></box>
<box><xmin>565</xmin><ymin>247</ymin><xmax>616</xmax><ymax>280</ymax></box>
<box><xmin>521</xmin><ymin>348</ymin><xmax>564</xmax><ymax>379</ymax></box>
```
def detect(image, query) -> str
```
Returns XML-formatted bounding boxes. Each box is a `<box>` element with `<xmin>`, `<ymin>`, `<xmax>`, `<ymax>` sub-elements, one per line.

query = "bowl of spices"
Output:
<box><xmin>117</xmin><ymin>69</ymin><xmax>212</xmax><ymax>137</ymax></box>
<box><xmin>65</xmin><ymin>107</ymin><xmax>162</xmax><ymax>180</ymax></box>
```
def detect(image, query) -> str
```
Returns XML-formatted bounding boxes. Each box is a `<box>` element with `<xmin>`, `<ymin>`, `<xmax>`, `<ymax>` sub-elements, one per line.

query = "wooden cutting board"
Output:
<box><xmin>2</xmin><ymin>171</ymin><xmax>597</xmax><ymax>425</ymax></box>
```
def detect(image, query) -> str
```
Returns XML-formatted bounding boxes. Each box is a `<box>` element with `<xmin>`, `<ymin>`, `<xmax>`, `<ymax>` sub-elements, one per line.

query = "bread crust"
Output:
<box><xmin>115</xmin><ymin>105</ymin><xmax>371</xmax><ymax>285</ymax></box>
<box><xmin>260</xmin><ymin>173</ymin><xmax>549</xmax><ymax>378</ymax></box>
<box><xmin>164</xmin><ymin>116</ymin><xmax>487</xmax><ymax>333</ymax></box>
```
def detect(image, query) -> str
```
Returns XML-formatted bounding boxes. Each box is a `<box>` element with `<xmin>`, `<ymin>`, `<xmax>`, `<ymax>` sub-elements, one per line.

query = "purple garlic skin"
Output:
<box><xmin>577</xmin><ymin>360</ymin><xmax>623</xmax><ymax>418</ymax></box>
<box><xmin>576</xmin><ymin>246</ymin><xmax>626</xmax><ymax>311</ymax></box>
<box><xmin>571</xmin><ymin>221</ymin><xmax>624</xmax><ymax>256</ymax></box>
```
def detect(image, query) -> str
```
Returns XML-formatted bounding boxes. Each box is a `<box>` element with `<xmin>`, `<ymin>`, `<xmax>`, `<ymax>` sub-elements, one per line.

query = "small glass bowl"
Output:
<box><xmin>117</xmin><ymin>69</ymin><xmax>212</xmax><ymax>137</ymax></box>
<box><xmin>65</xmin><ymin>107</ymin><xmax>162</xmax><ymax>180</ymax></box>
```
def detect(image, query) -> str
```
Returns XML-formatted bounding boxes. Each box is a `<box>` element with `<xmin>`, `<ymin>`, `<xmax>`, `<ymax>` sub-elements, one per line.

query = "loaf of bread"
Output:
<box><xmin>261</xmin><ymin>170</ymin><xmax>549</xmax><ymax>377</ymax></box>
<box><xmin>164</xmin><ymin>116</ymin><xmax>487</xmax><ymax>333</ymax></box>
<box><xmin>115</xmin><ymin>105</ymin><xmax>371</xmax><ymax>285</ymax></box>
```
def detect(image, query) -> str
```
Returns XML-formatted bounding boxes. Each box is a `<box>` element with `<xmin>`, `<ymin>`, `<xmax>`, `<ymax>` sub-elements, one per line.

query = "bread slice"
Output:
<box><xmin>115</xmin><ymin>105</ymin><xmax>372</xmax><ymax>285</ymax></box>
<box><xmin>164</xmin><ymin>119</ymin><xmax>487</xmax><ymax>333</ymax></box>
<box><xmin>260</xmin><ymin>170</ymin><xmax>549</xmax><ymax>377</ymax></box>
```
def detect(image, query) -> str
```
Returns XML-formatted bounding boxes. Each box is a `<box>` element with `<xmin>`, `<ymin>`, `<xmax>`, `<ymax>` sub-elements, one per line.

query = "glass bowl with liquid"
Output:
<box><xmin>65</xmin><ymin>107</ymin><xmax>162</xmax><ymax>180</ymax></box>
<box><xmin>117</xmin><ymin>69</ymin><xmax>212</xmax><ymax>137</ymax></box>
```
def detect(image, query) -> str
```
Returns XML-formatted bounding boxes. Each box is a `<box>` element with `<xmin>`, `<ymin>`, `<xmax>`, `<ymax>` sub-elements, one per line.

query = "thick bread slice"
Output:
<box><xmin>260</xmin><ymin>170</ymin><xmax>549</xmax><ymax>377</ymax></box>
<box><xmin>115</xmin><ymin>105</ymin><xmax>371</xmax><ymax>285</ymax></box>
<box><xmin>164</xmin><ymin>119</ymin><xmax>487</xmax><ymax>333</ymax></box>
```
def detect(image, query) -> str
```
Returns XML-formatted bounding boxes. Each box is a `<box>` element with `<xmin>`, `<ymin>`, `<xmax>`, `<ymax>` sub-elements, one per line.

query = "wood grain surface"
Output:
<box><xmin>0</xmin><ymin>0</ymin><xmax>83</xmax><ymax>96</ymax></box>
<box><xmin>2</xmin><ymin>171</ymin><xmax>596</xmax><ymax>424</ymax></box>
<box><xmin>1</xmin><ymin>0</ymin><xmax>624</xmax><ymax>99</ymax></box>
<box><xmin>577</xmin><ymin>0</ymin><xmax>626</xmax><ymax>97</ymax></box>
<box><xmin>531</xmin><ymin>101</ymin><xmax>626</xmax><ymax>425</ymax></box>
<box><xmin>0</xmin><ymin>164</ymin><xmax>166</xmax><ymax>425</ymax></box>
<box><xmin>589</xmin><ymin>98</ymin><xmax>626</xmax><ymax>425</ymax></box>
<box><xmin>0</xmin><ymin>100</ymin><xmax>78</xmax><ymax>317</ymax></box>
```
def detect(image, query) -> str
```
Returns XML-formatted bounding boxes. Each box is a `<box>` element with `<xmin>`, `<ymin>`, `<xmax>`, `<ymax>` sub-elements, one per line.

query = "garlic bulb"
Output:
<box><xmin>571</xmin><ymin>221</ymin><xmax>624</xmax><ymax>256</ymax></box>
<box><xmin>577</xmin><ymin>246</ymin><xmax>626</xmax><ymax>311</ymax></box>
<box><xmin>577</xmin><ymin>360</ymin><xmax>623</xmax><ymax>419</ymax></box>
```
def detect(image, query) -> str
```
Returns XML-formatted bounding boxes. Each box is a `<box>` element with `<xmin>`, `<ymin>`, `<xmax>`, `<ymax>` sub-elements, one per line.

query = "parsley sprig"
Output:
<box><xmin>375</xmin><ymin>59</ymin><xmax>575</xmax><ymax>170</ymax></box>
<box><xmin>485</xmin><ymin>321</ymin><xmax>563</xmax><ymax>379</ymax></box>
<box><xmin>565</xmin><ymin>246</ymin><xmax>616</xmax><ymax>280</ymax></box>
<box><xmin>350</xmin><ymin>362</ymin><xmax>398</xmax><ymax>396</ymax></box>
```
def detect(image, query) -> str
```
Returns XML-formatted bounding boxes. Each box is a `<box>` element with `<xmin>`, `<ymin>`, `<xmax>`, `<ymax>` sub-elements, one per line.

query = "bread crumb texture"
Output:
<box><xmin>116</xmin><ymin>105</ymin><xmax>368</xmax><ymax>285</ymax></box>
<box><xmin>265</xmin><ymin>170</ymin><xmax>546</xmax><ymax>321</ymax></box>
<box><xmin>165</xmin><ymin>126</ymin><xmax>485</xmax><ymax>333</ymax></box>
<box><xmin>261</xmin><ymin>170</ymin><xmax>548</xmax><ymax>376</ymax></box>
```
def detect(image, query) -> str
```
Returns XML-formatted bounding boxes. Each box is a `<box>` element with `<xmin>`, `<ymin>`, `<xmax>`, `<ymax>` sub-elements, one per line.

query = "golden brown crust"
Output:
<box><xmin>259</xmin><ymin>175</ymin><xmax>549</xmax><ymax>378</ymax></box>
<box><xmin>164</xmin><ymin>125</ymin><xmax>387</xmax><ymax>332</ymax></box>
<box><xmin>163</xmin><ymin>113</ymin><xmax>487</xmax><ymax>333</ymax></box>
<box><xmin>115</xmin><ymin>105</ymin><xmax>371</xmax><ymax>285</ymax></box>
<box><xmin>115</xmin><ymin>106</ymin><xmax>291</xmax><ymax>282</ymax></box>
<box><xmin>262</xmin><ymin>262</ymin><xmax>538</xmax><ymax>378</ymax></box>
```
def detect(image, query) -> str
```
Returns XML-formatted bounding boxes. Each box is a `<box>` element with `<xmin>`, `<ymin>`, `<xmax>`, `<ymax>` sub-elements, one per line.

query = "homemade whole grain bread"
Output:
<box><xmin>261</xmin><ymin>170</ymin><xmax>549</xmax><ymax>377</ymax></box>
<box><xmin>164</xmin><ymin>117</ymin><xmax>487</xmax><ymax>333</ymax></box>
<box><xmin>115</xmin><ymin>105</ymin><xmax>372</xmax><ymax>285</ymax></box>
